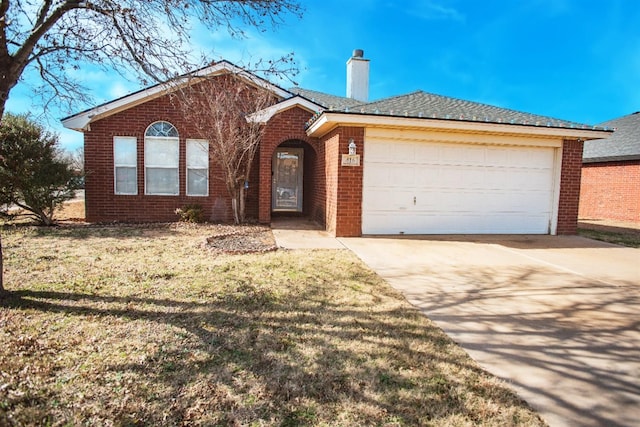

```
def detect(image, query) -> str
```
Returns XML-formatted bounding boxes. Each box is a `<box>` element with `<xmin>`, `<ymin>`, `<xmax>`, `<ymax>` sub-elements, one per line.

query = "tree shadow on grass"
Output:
<box><xmin>1</xmin><ymin>283</ymin><xmax>543</xmax><ymax>426</ymax></box>
<box><xmin>1</xmin><ymin>222</ymin><xmax>183</xmax><ymax>242</ymax></box>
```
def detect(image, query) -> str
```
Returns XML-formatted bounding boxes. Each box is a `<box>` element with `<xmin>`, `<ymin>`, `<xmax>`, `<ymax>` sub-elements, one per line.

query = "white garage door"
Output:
<box><xmin>362</xmin><ymin>140</ymin><xmax>556</xmax><ymax>234</ymax></box>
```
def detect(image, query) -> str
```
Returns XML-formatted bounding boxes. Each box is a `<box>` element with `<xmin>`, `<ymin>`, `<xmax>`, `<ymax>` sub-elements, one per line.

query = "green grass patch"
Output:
<box><xmin>0</xmin><ymin>223</ymin><xmax>546</xmax><ymax>426</ymax></box>
<box><xmin>578</xmin><ymin>228</ymin><xmax>640</xmax><ymax>248</ymax></box>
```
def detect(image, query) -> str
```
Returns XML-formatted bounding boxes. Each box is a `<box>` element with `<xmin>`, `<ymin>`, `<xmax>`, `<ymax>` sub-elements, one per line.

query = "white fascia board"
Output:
<box><xmin>306</xmin><ymin>112</ymin><xmax>613</xmax><ymax>140</ymax></box>
<box><xmin>247</xmin><ymin>96</ymin><xmax>323</xmax><ymax>123</ymax></box>
<box><xmin>61</xmin><ymin>61</ymin><xmax>292</xmax><ymax>132</ymax></box>
<box><xmin>61</xmin><ymin>84</ymin><xmax>169</xmax><ymax>131</ymax></box>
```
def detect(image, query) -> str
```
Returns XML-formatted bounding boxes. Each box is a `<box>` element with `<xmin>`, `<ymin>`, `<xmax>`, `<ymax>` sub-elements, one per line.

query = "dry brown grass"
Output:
<box><xmin>0</xmin><ymin>221</ymin><xmax>546</xmax><ymax>426</ymax></box>
<box><xmin>54</xmin><ymin>200</ymin><xmax>86</xmax><ymax>222</ymax></box>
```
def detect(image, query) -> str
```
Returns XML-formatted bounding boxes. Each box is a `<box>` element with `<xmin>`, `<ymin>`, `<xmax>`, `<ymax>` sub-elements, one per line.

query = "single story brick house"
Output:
<box><xmin>62</xmin><ymin>50</ymin><xmax>611</xmax><ymax>236</ymax></box>
<box><xmin>579</xmin><ymin>112</ymin><xmax>640</xmax><ymax>223</ymax></box>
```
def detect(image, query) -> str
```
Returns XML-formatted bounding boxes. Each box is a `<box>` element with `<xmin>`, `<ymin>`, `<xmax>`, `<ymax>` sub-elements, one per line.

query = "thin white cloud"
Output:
<box><xmin>109</xmin><ymin>81</ymin><xmax>134</xmax><ymax>99</ymax></box>
<box><xmin>407</xmin><ymin>1</ymin><xmax>465</xmax><ymax>22</ymax></box>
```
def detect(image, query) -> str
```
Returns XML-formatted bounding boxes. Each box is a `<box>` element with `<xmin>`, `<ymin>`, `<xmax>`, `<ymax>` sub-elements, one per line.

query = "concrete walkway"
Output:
<box><xmin>340</xmin><ymin>235</ymin><xmax>640</xmax><ymax>427</ymax></box>
<box><xmin>271</xmin><ymin>218</ymin><xmax>345</xmax><ymax>249</ymax></box>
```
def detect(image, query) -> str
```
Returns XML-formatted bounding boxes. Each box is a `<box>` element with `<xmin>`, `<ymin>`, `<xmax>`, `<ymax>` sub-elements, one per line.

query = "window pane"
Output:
<box><xmin>114</xmin><ymin>137</ymin><xmax>136</xmax><ymax>166</ymax></box>
<box><xmin>188</xmin><ymin>169</ymin><xmax>208</xmax><ymax>196</ymax></box>
<box><xmin>187</xmin><ymin>140</ymin><xmax>209</xmax><ymax>168</ymax></box>
<box><xmin>146</xmin><ymin>121</ymin><xmax>178</xmax><ymax>137</ymax></box>
<box><xmin>145</xmin><ymin>138</ymin><xmax>179</xmax><ymax>167</ymax></box>
<box><xmin>115</xmin><ymin>167</ymin><xmax>137</xmax><ymax>194</ymax></box>
<box><xmin>146</xmin><ymin>168</ymin><xmax>179</xmax><ymax>195</ymax></box>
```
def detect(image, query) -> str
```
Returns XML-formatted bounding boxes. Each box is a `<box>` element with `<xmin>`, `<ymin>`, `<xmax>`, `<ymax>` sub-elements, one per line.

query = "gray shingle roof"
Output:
<box><xmin>292</xmin><ymin>87</ymin><xmax>605</xmax><ymax>131</ymax></box>
<box><xmin>288</xmin><ymin>87</ymin><xmax>364</xmax><ymax>111</ymax></box>
<box><xmin>583</xmin><ymin>112</ymin><xmax>640</xmax><ymax>162</ymax></box>
<box><xmin>356</xmin><ymin>91</ymin><xmax>593</xmax><ymax>129</ymax></box>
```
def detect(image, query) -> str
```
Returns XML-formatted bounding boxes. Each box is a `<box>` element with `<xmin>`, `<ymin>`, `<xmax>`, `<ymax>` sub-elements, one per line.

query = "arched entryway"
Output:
<box><xmin>271</xmin><ymin>140</ymin><xmax>321</xmax><ymax>221</ymax></box>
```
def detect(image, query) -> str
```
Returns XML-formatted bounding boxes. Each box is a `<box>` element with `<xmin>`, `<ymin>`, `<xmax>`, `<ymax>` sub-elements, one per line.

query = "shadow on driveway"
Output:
<box><xmin>341</xmin><ymin>235</ymin><xmax>640</xmax><ymax>427</ymax></box>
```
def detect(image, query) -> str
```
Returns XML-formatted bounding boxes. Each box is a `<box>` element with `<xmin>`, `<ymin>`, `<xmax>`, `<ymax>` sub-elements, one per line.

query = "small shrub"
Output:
<box><xmin>175</xmin><ymin>204</ymin><xmax>204</xmax><ymax>223</ymax></box>
<box><xmin>0</xmin><ymin>113</ymin><xmax>82</xmax><ymax>226</ymax></box>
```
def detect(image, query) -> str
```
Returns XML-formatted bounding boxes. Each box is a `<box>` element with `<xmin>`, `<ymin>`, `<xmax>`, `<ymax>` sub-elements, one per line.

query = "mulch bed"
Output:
<box><xmin>204</xmin><ymin>225</ymin><xmax>278</xmax><ymax>254</ymax></box>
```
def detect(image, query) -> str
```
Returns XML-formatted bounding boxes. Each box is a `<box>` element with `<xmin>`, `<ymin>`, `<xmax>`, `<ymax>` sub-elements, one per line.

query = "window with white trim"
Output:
<box><xmin>145</xmin><ymin>121</ymin><xmax>179</xmax><ymax>195</ymax></box>
<box><xmin>114</xmin><ymin>136</ymin><xmax>137</xmax><ymax>195</ymax></box>
<box><xmin>186</xmin><ymin>139</ymin><xmax>209</xmax><ymax>196</ymax></box>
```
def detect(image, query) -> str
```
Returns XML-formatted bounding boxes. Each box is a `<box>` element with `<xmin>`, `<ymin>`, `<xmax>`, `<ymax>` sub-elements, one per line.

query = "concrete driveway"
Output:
<box><xmin>340</xmin><ymin>235</ymin><xmax>640</xmax><ymax>427</ymax></box>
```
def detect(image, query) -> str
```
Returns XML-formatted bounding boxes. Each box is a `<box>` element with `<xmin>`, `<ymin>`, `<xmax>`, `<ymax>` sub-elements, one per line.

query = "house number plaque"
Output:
<box><xmin>341</xmin><ymin>154</ymin><xmax>361</xmax><ymax>167</ymax></box>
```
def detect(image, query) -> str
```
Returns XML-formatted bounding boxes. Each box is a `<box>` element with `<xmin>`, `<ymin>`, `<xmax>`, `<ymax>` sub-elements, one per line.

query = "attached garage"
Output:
<box><xmin>362</xmin><ymin>128</ymin><xmax>561</xmax><ymax>235</ymax></box>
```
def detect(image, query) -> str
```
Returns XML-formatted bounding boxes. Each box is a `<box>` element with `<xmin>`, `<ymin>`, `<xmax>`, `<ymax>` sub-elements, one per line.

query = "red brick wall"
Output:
<box><xmin>258</xmin><ymin>107</ymin><xmax>322</xmax><ymax>224</ymax></box>
<box><xmin>321</xmin><ymin>126</ymin><xmax>365</xmax><ymax>237</ymax></box>
<box><xmin>557</xmin><ymin>139</ymin><xmax>584</xmax><ymax>234</ymax></box>
<box><xmin>324</xmin><ymin>134</ymin><xmax>339</xmax><ymax>234</ymax></box>
<box><xmin>84</xmin><ymin>92</ymin><xmax>259</xmax><ymax>223</ymax></box>
<box><xmin>579</xmin><ymin>160</ymin><xmax>640</xmax><ymax>223</ymax></box>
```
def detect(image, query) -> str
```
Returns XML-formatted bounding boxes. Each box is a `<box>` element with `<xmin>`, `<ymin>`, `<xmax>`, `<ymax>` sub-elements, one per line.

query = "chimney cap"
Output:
<box><xmin>352</xmin><ymin>49</ymin><xmax>364</xmax><ymax>58</ymax></box>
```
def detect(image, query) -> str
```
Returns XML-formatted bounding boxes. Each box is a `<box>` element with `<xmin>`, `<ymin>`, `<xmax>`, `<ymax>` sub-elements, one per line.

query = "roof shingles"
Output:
<box><xmin>291</xmin><ymin>87</ymin><xmax>606</xmax><ymax>132</ymax></box>
<box><xmin>583</xmin><ymin>112</ymin><xmax>640</xmax><ymax>162</ymax></box>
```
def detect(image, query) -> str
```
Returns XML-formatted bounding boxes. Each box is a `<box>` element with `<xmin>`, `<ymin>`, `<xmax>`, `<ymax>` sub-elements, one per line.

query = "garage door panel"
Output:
<box><xmin>485</xmin><ymin>168</ymin><xmax>553</xmax><ymax>190</ymax></box>
<box><xmin>364</xmin><ymin>188</ymin><xmax>415</xmax><ymax>210</ymax></box>
<box><xmin>440</xmin><ymin>145</ymin><xmax>486</xmax><ymax>165</ymax></box>
<box><xmin>438</xmin><ymin>166</ymin><xmax>487</xmax><ymax>189</ymax></box>
<box><xmin>363</xmin><ymin>140</ymin><xmax>556</xmax><ymax>234</ymax></box>
<box><xmin>433</xmin><ymin>191</ymin><xmax>484</xmax><ymax>211</ymax></box>
<box><xmin>415</xmin><ymin>167</ymin><xmax>441</xmax><ymax>183</ymax></box>
<box><xmin>483</xmin><ymin>191</ymin><xmax>549</xmax><ymax>212</ymax></box>
<box><xmin>363</xmin><ymin>212</ymin><xmax>551</xmax><ymax>235</ymax></box>
<box><xmin>389</xmin><ymin>164</ymin><xmax>416</xmax><ymax>186</ymax></box>
<box><xmin>366</xmin><ymin>164</ymin><xmax>416</xmax><ymax>187</ymax></box>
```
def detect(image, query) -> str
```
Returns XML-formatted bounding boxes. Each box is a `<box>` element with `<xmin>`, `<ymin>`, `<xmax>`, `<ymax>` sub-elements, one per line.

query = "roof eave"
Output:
<box><xmin>306</xmin><ymin>112</ymin><xmax>613</xmax><ymax>140</ymax></box>
<box><xmin>583</xmin><ymin>154</ymin><xmax>640</xmax><ymax>163</ymax></box>
<box><xmin>62</xmin><ymin>61</ymin><xmax>292</xmax><ymax>132</ymax></box>
<box><xmin>247</xmin><ymin>96</ymin><xmax>324</xmax><ymax>124</ymax></box>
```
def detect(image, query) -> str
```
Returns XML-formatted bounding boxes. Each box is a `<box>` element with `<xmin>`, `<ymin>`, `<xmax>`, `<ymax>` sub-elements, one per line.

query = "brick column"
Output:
<box><xmin>557</xmin><ymin>139</ymin><xmax>584</xmax><ymax>234</ymax></box>
<box><xmin>322</xmin><ymin>126</ymin><xmax>365</xmax><ymax>237</ymax></box>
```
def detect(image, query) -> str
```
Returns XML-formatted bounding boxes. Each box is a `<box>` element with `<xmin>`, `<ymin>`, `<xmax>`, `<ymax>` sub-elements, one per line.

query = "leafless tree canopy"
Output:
<box><xmin>173</xmin><ymin>73</ymin><xmax>277</xmax><ymax>223</ymax></box>
<box><xmin>0</xmin><ymin>0</ymin><xmax>301</xmax><ymax>117</ymax></box>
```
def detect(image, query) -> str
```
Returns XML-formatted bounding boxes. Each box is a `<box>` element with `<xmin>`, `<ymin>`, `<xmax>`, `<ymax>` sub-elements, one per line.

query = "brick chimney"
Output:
<box><xmin>346</xmin><ymin>49</ymin><xmax>369</xmax><ymax>102</ymax></box>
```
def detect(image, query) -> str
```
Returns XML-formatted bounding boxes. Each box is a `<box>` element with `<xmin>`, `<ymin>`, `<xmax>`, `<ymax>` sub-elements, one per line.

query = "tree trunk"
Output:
<box><xmin>0</xmin><ymin>72</ymin><xmax>9</xmax><ymax>294</ymax></box>
<box><xmin>231</xmin><ymin>193</ymin><xmax>240</xmax><ymax>225</ymax></box>
<box><xmin>239</xmin><ymin>185</ymin><xmax>246</xmax><ymax>223</ymax></box>
<box><xmin>0</xmin><ymin>233</ymin><xmax>5</xmax><ymax>294</ymax></box>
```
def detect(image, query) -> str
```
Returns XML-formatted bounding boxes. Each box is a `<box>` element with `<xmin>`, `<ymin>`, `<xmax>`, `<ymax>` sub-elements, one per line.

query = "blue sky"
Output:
<box><xmin>6</xmin><ymin>0</ymin><xmax>640</xmax><ymax>152</ymax></box>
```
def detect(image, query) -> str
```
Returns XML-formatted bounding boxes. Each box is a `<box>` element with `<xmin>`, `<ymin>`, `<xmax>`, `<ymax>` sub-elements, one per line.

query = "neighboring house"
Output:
<box><xmin>579</xmin><ymin>112</ymin><xmax>640</xmax><ymax>223</ymax></box>
<box><xmin>62</xmin><ymin>50</ymin><xmax>611</xmax><ymax>237</ymax></box>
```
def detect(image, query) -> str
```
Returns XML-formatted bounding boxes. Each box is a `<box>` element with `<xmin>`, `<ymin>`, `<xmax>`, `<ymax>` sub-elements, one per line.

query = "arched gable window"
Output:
<box><xmin>144</xmin><ymin>121</ymin><xmax>179</xmax><ymax>195</ymax></box>
<box><xmin>146</xmin><ymin>121</ymin><xmax>179</xmax><ymax>138</ymax></box>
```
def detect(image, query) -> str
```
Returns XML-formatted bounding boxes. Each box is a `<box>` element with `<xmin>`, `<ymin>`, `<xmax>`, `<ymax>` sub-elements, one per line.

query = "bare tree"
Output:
<box><xmin>0</xmin><ymin>0</ymin><xmax>301</xmax><ymax>118</ymax></box>
<box><xmin>60</xmin><ymin>146</ymin><xmax>84</xmax><ymax>175</ymax></box>
<box><xmin>0</xmin><ymin>0</ymin><xmax>301</xmax><ymax>293</ymax></box>
<box><xmin>173</xmin><ymin>73</ymin><xmax>277</xmax><ymax>224</ymax></box>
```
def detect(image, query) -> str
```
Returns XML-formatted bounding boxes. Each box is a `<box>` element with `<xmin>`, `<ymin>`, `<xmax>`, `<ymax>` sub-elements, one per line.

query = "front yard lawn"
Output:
<box><xmin>0</xmin><ymin>223</ymin><xmax>545</xmax><ymax>426</ymax></box>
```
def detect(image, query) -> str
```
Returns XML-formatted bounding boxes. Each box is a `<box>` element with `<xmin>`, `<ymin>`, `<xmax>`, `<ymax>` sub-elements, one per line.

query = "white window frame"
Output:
<box><xmin>113</xmin><ymin>136</ymin><xmax>138</xmax><ymax>195</ymax></box>
<box><xmin>186</xmin><ymin>139</ymin><xmax>209</xmax><ymax>197</ymax></box>
<box><xmin>144</xmin><ymin>121</ymin><xmax>179</xmax><ymax>196</ymax></box>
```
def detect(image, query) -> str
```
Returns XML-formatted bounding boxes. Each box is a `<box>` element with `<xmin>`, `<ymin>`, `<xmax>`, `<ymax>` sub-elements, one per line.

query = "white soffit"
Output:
<box><xmin>306</xmin><ymin>112</ymin><xmax>612</xmax><ymax>141</ymax></box>
<box><xmin>247</xmin><ymin>96</ymin><xmax>323</xmax><ymax>124</ymax></box>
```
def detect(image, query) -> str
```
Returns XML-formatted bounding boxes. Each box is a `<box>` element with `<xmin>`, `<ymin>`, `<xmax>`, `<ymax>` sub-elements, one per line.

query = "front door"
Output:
<box><xmin>272</xmin><ymin>147</ymin><xmax>304</xmax><ymax>212</ymax></box>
